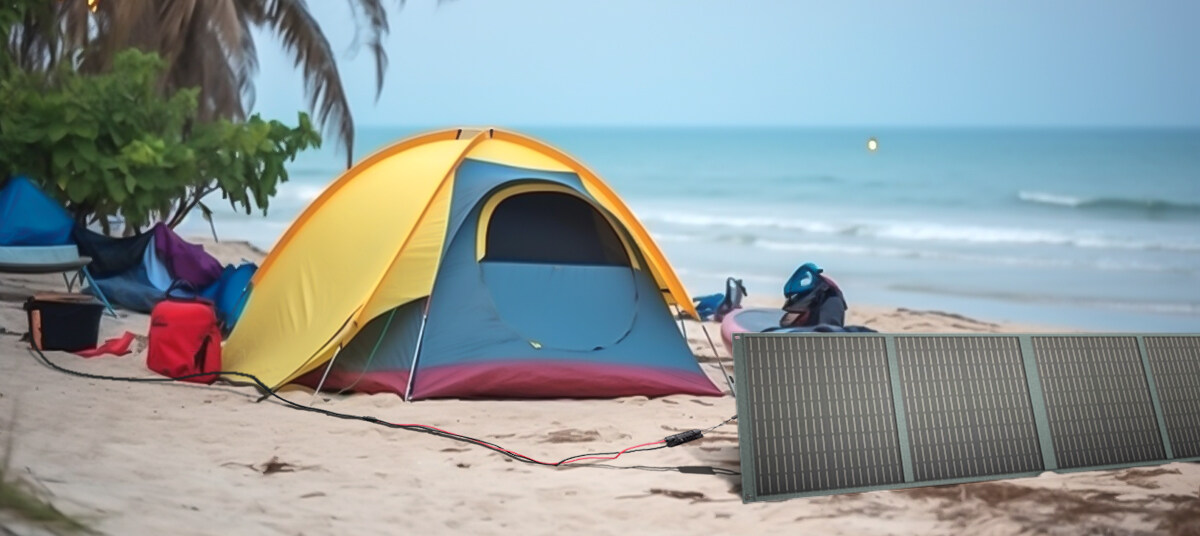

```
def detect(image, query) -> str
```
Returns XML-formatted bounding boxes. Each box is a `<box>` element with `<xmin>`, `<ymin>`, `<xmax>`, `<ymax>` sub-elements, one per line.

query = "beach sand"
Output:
<box><xmin>2</xmin><ymin>240</ymin><xmax>1198</xmax><ymax>535</ymax></box>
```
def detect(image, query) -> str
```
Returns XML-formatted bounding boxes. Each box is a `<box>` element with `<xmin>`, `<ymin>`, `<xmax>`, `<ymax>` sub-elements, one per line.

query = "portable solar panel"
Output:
<box><xmin>734</xmin><ymin>333</ymin><xmax>1200</xmax><ymax>503</ymax></box>
<box><xmin>1031</xmin><ymin>336</ymin><xmax>1164</xmax><ymax>468</ymax></box>
<box><xmin>895</xmin><ymin>336</ymin><xmax>1043</xmax><ymax>481</ymax></box>
<box><xmin>1144</xmin><ymin>336</ymin><xmax>1200</xmax><ymax>459</ymax></box>
<box><xmin>738</xmin><ymin>335</ymin><xmax>903</xmax><ymax>500</ymax></box>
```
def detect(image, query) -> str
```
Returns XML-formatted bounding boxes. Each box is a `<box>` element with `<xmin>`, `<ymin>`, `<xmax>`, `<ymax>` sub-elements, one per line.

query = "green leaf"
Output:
<box><xmin>51</xmin><ymin>151</ymin><xmax>72</xmax><ymax>171</ymax></box>
<box><xmin>106</xmin><ymin>177</ymin><xmax>128</xmax><ymax>203</ymax></box>
<box><xmin>47</xmin><ymin>124</ymin><xmax>69</xmax><ymax>142</ymax></box>
<box><xmin>64</xmin><ymin>177</ymin><xmax>91</xmax><ymax>203</ymax></box>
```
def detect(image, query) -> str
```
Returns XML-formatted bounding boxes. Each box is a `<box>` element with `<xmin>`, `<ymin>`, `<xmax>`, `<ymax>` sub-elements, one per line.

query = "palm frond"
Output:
<box><xmin>252</xmin><ymin>0</ymin><xmax>355</xmax><ymax>167</ymax></box>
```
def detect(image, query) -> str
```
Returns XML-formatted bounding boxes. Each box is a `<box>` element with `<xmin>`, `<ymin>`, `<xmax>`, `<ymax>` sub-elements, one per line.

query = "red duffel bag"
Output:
<box><xmin>147</xmin><ymin>285</ymin><xmax>222</xmax><ymax>384</ymax></box>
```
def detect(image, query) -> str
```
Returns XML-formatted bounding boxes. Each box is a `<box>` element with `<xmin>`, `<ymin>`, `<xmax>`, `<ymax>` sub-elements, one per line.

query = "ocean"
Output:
<box><xmin>178</xmin><ymin>127</ymin><xmax>1200</xmax><ymax>332</ymax></box>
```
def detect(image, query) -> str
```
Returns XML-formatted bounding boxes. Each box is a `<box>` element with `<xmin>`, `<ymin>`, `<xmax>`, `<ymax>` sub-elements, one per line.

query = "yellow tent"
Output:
<box><xmin>223</xmin><ymin>128</ymin><xmax>706</xmax><ymax>397</ymax></box>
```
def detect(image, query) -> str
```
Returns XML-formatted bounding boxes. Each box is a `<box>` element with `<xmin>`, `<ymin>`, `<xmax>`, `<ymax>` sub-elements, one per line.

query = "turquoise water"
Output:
<box><xmin>179</xmin><ymin>127</ymin><xmax>1200</xmax><ymax>332</ymax></box>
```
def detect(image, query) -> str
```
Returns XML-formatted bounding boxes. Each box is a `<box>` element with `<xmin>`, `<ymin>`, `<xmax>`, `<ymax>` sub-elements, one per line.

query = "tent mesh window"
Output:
<box><xmin>483</xmin><ymin>192</ymin><xmax>630</xmax><ymax>266</ymax></box>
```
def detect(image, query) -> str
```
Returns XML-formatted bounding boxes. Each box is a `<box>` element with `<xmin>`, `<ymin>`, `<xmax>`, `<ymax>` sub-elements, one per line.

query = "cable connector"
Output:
<box><xmin>664</xmin><ymin>429</ymin><xmax>704</xmax><ymax>447</ymax></box>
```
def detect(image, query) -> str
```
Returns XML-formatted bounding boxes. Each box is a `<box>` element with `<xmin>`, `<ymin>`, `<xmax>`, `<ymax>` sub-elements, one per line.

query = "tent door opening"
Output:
<box><xmin>479</xmin><ymin>191</ymin><xmax>638</xmax><ymax>350</ymax></box>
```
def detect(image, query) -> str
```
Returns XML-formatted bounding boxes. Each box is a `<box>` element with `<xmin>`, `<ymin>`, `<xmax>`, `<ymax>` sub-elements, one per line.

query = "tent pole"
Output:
<box><xmin>311</xmin><ymin>344</ymin><xmax>342</xmax><ymax>404</ymax></box>
<box><xmin>403</xmin><ymin>312</ymin><xmax>429</xmax><ymax>402</ymax></box>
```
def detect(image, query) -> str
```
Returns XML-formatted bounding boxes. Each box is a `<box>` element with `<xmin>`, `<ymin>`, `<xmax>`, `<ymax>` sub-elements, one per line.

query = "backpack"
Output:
<box><xmin>147</xmin><ymin>284</ymin><xmax>222</xmax><ymax>384</ymax></box>
<box><xmin>780</xmin><ymin>263</ymin><xmax>846</xmax><ymax>328</ymax></box>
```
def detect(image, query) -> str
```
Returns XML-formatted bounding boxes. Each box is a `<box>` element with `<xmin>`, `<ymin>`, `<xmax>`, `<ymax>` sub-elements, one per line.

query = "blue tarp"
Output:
<box><xmin>0</xmin><ymin>176</ymin><xmax>74</xmax><ymax>246</ymax></box>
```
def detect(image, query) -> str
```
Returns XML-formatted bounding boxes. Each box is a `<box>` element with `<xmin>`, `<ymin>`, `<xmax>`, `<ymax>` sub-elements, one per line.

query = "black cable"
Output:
<box><xmin>28</xmin><ymin>346</ymin><xmax>739</xmax><ymax>474</ymax></box>
<box><xmin>702</xmin><ymin>415</ymin><xmax>737</xmax><ymax>434</ymax></box>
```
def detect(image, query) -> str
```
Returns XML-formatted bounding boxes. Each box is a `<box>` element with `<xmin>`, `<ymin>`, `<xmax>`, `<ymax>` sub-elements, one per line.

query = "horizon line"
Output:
<box><xmin>352</xmin><ymin>123</ymin><xmax>1200</xmax><ymax>131</ymax></box>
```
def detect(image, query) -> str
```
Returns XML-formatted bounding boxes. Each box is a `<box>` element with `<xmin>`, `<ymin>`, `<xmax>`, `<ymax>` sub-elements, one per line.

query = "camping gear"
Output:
<box><xmin>0</xmin><ymin>245</ymin><xmax>117</xmax><ymax>317</ymax></box>
<box><xmin>780</xmin><ymin>262</ymin><xmax>846</xmax><ymax>328</ymax></box>
<box><xmin>199</xmin><ymin>262</ymin><xmax>257</xmax><ymax>335</ymax></box>
<box><xmin>224</xmin><ymin>128</ymin><xmax>720</xmax><ymax>399</ymax></box>
<box><xmin>713</xmin><ymin>277</ymin><xmax>747</xmax><ymax>322</ymax></box>
<box><xmin>0</xmin><ymin>177</ymin><xmax>117</xmax><ymax>315</ymax></box>
<box><xmin>152</xmin><ymin>224</ymin><xmax>223</xmax><ymax>288</ymax></box>
<box><xmin>23</xmin><ymin>293</ymin><xmax>106</xmax><ymax>352</ymax></box>
<box><xmin>0</xmin><ymin>176</ymin><xmax>74</xmax><ymax>246</ymax></box>
<box><xmin>71</xmin><ymin>228</ymin><xmax>154</xmax><ymax>279</ymax></box>
<box><xmin>147</xmin><ymin>287</ymin><xmax>222</xmax><ymax>384</ymax></box>
<box><xmin>691</xmin><ymin>293</ymin><xmax>724</xmax><ymax>321</ymax></box>
<box><xmin>690</xmin><ymin>277</ymin><xmax>747</xmax><ymax>321</ymax></box>
<box><xmin>719</xmin><ymin>308</ymin><xmax>877</xmax><ymax>353</ymax></box>
<box><xmin>73</xmin><ymin>223</ymin><xmax>224</xmax><ymax>313</ymax></box>
<box><xmin>718</xmin><ymin>263</ymin><xmax>870</xmax><ymax>353</ymax></box>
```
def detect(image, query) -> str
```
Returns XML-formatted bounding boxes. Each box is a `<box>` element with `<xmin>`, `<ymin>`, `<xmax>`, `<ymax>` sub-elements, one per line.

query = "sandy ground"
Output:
<box><xmin>1</xmin><ymin>240</ymin><xmax>1198</xmax><ymax>535</ymax></box>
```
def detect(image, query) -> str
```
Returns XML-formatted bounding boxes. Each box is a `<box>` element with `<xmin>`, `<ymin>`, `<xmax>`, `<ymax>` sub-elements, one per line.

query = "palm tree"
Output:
<box><xmin>6</xmin><ymin>0</ymin><xmax>402</xmax><ymax>167</ymax></box>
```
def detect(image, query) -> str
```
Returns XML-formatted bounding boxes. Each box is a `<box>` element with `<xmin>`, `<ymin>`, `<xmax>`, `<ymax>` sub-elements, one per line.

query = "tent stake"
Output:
<box><xmin>311</xmin><ymin>344</ymin><xmax>342</xmax><ymax>404</ymax></box>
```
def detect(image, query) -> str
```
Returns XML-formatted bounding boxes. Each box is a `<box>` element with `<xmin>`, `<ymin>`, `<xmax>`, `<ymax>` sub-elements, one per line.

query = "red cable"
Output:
<box><xmin>386</xmin><ymin>420</ymin><xmax>664</xmax><ymax>466</ymax></box>
<box><xmin>562</xmin><ymin>440</ymin><xmax>666</xmax><ymax>465</ymax></box>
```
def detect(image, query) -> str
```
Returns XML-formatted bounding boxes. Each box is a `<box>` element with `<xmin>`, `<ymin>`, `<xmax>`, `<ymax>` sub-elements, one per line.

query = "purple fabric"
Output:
<box><xmin>152</xmin><ymin>223</ymin><xmax>223</xmax><ymax>288</ymax></box>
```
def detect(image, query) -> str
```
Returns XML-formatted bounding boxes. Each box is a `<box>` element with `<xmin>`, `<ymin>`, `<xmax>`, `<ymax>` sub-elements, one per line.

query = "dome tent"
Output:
<box><xmin>223</xmin><ymin>128</ymin><xmax>720</xmax><ymax>400</ymax></box>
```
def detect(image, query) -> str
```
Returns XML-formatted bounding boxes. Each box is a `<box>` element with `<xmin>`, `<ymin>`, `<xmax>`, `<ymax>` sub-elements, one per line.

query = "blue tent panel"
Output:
<box><xmin>0</xmin><ymin>176</ymin><xmax>74</xmax><ymax>246</ymax></box>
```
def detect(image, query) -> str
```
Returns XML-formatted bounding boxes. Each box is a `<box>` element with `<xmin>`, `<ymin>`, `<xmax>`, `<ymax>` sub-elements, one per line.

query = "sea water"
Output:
<box><xmin>179</xmin><ymin>127</ymin><xmax>1200</xmax><ymax>332</ymax></box>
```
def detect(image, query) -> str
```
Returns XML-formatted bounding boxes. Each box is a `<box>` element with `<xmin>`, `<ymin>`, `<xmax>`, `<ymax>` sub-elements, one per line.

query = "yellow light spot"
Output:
<box><xmin>87</xmin><ymin>0</ymin><xmax>99</xmax><ymax>13</ymax></box>
<box><xmin>867</xmin><ymin>137</ymin><xmax>879</xmax><ymax>152</ymax></box>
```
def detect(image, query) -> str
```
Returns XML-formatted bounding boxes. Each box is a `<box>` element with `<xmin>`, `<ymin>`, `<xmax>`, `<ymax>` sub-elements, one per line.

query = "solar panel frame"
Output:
<box><xmin>735</xmin><ymin>332</ymin><xmax>1200</xmax><ymax>503</ymax></box>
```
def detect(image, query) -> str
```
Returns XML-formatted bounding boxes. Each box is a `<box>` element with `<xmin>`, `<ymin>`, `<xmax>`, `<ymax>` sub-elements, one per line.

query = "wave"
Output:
<box><xmin>641</xmin><ymin>210</ymin><xmax>1200</xmax><ymax>253</ymax></box>
<box><xmin>642</xmin><ymin>212</ymin><xmax>842</xmax><ymax>234</ymax></box>
<box><xmin>1018</xmin><ymin>191</ymin><xmax>1200</xmax><ymax>217</ymax></box>
<box><xmin>891</xmin><ymin>284</ymin><xmax>1200</xmax><ymax>317</ymax></box>
<box><xmin>755</xmin><ymin>240</ymin><xmax>1192</xmax><ymax>273</ymax></box>
<box><xmin>654</xmin><ymin>228</ymin><xmax>1193</xmax><ymax>273</ymax></box>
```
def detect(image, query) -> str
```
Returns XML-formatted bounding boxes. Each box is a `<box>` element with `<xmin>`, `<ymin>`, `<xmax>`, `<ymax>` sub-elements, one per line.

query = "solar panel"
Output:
<box><xmin>1144</xmin><ymin>336</ymin><xmax>1200</xmax><ymax>459</ymax></box>
<box><xmin>738</xmin><ymin>335</ymin><xmax>903</xmax><ymax>500</ymax></box>
<box><xmin>895</xmin><ymin>336</ymin><xmax>1043</xmax><ymax>481</ymax></box>
<box><xmin>1032</xmin><ymin>336</ymin><xmax>1164</xmax><ymax>468</ymax></box>
<box><xmin>735</xmin><ymin>333</ymin><xmax>1200</xmax><ymax>503</ymax></box>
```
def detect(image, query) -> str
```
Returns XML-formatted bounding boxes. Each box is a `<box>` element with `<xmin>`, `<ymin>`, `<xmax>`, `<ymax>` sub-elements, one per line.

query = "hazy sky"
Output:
<box><xmin>251</xmin><ymin>1</ymin><xmax>1200</xmax><ymax>128</ymax></box>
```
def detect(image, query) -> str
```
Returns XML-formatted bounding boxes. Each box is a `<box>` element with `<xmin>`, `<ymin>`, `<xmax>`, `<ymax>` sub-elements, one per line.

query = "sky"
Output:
<box><xmin>251</xmin><ymin>1</ymin><xmax>1200</xmax><ymax>129</ymax></box>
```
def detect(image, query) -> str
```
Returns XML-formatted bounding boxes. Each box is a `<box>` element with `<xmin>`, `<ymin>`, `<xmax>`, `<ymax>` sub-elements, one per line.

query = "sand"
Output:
<box><xmin>1</xmin><ymin>240</ymin><xmax>1198</xmax><ymax>535</ymax></box>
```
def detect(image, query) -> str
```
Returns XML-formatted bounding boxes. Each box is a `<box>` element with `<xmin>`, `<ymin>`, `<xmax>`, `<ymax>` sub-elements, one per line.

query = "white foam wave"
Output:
<box><xmin>739</xmin><ymin>239</ymin><xmax>1190</xmax><ymax>273</ymax></box>
<box><xmin>641</xmin><ymin>212</ymin><xmax>841</xmax><ymax>234</ymax></box>
<box><xmin>1018</xmin><ymin>190</ymin><xmax>1084</xmax><ymax>207</ymax></box>
<box><xmin>642</xmin><ymin>210</ymin><xmax>1200</xmax><ymax>253</ymax></box>
<box><xmin>894</xmin><ymin>284</ymin><xmax>1200</xmax><ymax>316</ymax></box>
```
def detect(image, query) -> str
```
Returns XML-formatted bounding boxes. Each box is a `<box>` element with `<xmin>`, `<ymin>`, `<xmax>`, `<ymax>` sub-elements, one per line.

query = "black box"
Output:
<box><xmin>24</xmin><ymin>293</ymin><xmax>105</xmax><ymax>352</ymax></box>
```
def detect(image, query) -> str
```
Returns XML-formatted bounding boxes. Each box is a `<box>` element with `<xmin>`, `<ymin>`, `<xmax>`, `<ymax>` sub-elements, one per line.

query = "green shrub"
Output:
<box><xmin>0</xmin><ymin>49</ymin><xmax>319</xmax><ymax>232</ymax></box>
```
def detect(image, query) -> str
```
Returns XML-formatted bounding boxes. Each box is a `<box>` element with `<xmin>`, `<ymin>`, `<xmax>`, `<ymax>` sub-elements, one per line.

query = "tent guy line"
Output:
<box><xmin>28</xmin><ymin>345</ymin><xmax>739</xmax><ymax>476</ymax></box>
